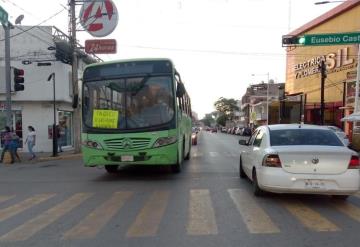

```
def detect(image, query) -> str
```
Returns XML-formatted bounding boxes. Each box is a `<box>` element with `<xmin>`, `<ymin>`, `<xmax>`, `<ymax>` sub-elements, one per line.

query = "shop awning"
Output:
<box><xmin>341</xmin><ymin>112</ymin><xmax>360</xmax><ymax>122</ymax></box>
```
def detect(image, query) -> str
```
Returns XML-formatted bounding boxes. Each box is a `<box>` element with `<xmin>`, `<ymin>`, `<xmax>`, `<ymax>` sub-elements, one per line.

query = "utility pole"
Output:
<box><xmin>320</xmin><ymin>60</ymin><xmax>327</xmax><ymax>125</ymax></box>
<box><xmin>4</xmin><ymin>23</ymin><xmax>12</xmax><ymax>127</ymax></box>
<box><xmin>70</xmin><ymin>0</ymin><xmax>81</xmax><ymax>153</ymax></box>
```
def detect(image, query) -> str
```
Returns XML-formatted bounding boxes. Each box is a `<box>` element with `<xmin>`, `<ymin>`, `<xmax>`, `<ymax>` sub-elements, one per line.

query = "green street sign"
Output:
<box><xmin>302</xmin><ymin>32</ymin><xmax>360</xmax><ymax>46</ymax></box>
<box><xmin>0</xmin><ymin>5</ymin><xmax>8</xmax><ymax>25</ymax></box>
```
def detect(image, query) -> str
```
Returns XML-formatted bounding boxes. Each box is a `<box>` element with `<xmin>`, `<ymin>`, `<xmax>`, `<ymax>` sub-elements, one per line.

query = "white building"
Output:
<box><xmin>0</xmin><ymin>26</ymin><xmax>100</xmax><ymax>152</ymax></box>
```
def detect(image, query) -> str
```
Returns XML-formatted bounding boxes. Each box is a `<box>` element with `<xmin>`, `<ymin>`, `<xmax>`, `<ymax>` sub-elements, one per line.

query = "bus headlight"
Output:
<box><xmin>82</xmin><ymin>140</ymin><xmax>103</xmax><ymax>150</ymax></box>
<box><xmin>153</xmin><ymin>136</ymin><xmax>177</xmax><ymax>148</ymax></box>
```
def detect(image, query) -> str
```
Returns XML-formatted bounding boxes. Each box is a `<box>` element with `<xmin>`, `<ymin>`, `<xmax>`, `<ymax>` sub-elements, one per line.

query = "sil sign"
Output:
<box><xmin>80</xmin><ymin>0</ymin><xmax>118</xmax><ymax>37</ymax></box>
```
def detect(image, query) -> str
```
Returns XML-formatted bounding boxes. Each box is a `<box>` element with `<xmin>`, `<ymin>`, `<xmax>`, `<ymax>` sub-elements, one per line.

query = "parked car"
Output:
<box><xmin>238</xmin><ymin>124</ymin><xmax>360</xmax><ymax>199</ymax></box>
<box><xmin>221</xmin><ymin>127</ymin><xmax>227</xmax><ymax>133</ymax></box>
<box><xmin>191</xmin><ymin>128</ymin><xmax>198</xmax><ymax>145</ymax></box>
<box><xmin>211</xmin><ymin>128</ymin><xmax>217</xmax><ymax>133</ymax></box>
<box><xmin>235</xmin><ymin>127</ymin><xmax>243</xmax><ymax>135</ymax></box>
<box><xmin>326</xmin><ymin>126</ymin><xmax>350</xmax><ymax>147</ymax></box>
<box><xmin>242</xmin><ymin>127</ymin><xmax>252</xmax><ymax>136</ymax></box>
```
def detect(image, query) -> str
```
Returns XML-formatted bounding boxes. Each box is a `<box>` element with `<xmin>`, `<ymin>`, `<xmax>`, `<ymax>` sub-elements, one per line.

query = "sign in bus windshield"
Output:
<box><xmin>83</xmin><ymin>60</ymin><xmax>173</xmax><ymax>81</ymax></box>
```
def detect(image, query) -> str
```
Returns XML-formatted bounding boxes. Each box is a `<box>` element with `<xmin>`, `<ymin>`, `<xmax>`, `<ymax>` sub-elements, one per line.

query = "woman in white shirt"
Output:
<box><xmin>25</xmin><ymin>126</ymin><xmax>36</xmax><ymax>160</ymax></box>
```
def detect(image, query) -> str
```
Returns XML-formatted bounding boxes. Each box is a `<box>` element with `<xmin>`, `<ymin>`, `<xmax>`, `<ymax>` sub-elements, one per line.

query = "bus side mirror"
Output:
<box><xmin>72</xmin><ymin>94</ymin><xmax>79</xmax><ymax>108</ymax></box>
<box><xmin>176</xmin><ymin>83</ymin><xmax>185</xmax><ymax>97</ymax></box>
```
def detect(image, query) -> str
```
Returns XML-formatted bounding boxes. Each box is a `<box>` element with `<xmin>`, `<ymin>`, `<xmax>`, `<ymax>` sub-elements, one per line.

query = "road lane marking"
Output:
<box><xmin>0</xmin><ymin>194</ymin><xmax>55</xmax><ymax>222</ymax></box>
<box><xmin>228</xmin><ymin>189</ymin><xmax>280</xmax><ymax>234</ymax></box>
<box><xmin>126</xmin><ymin>191</ymin><xmax>169</xmax><ymax>237</ymax></box>
<box><xmin>332</xmin><ymin>200</ymin><xmax>360</xmax><ymax>222</ymax></box>
<box><xmin>281</xmin><ymin>199</ymin><xmax>339</xmax><ymax>232</ymax></box>
<box><xmin>0</xmin><ymin>193</ymin><xmax>92</xmax><ymax>242</ymax></box>
<box><xmin>192</xmin><ymin>152</ymin><xmax>203</xmax><ymax>158</ymax></box>
<box><xmin>64</xmin><ymin>192</ymin><xmax>132</xmax><ymax>239</ymax></box>
<box><xmin>0</xmin><ymin>195</ymin><xmax>15</xmax><ymax>204</ymax></box>
<box><xmin>209</xmin><ymin>152</ymin><xmax>218</xmax><ymax>157</ymax></box>
<box><xmin>187</xmin><ymin>189</ymin><xmax>218</xmax><ymax>235</ymax></box>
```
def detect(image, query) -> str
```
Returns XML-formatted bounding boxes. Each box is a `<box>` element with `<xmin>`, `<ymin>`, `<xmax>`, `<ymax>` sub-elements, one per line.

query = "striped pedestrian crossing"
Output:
<box><xmin>0</xmin><ymin>190</ymin><xmax>359</xmax><ymax>241</ymax></box>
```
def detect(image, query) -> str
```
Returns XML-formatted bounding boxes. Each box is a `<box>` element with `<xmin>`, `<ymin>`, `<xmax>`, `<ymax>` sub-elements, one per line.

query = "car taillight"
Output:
<box><xmin>348</xmin><ymin>155</ymin><xmax>360</xmax><ymax>169</ymax></box>
<box><xmin>263</xmin><ymin>154</ymin><xmax>282</xmax><ymax>168</ymax></box>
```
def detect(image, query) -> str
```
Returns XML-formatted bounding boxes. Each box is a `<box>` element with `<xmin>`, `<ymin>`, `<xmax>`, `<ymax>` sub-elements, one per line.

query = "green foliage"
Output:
<box><xmin>216</xmin><ymin>114</ymin><xmax>227</xmax><ymax>126</ymax></box>
<box><xmin>214</xmin><ymin>97</ymin><xmax>239</xmax><ymax>121</ymax></box>
<box><xmin>201</xmin><ymin>113</ymin><xmax>215</xmax><ymax>127</ymax></box>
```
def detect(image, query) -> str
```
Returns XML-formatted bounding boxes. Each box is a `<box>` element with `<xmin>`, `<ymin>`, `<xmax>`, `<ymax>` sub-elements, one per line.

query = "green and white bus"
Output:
<box><xmin>81</xmin><ymin>58</ymin><xmax>192</xmax><ymax>173</ymax></box>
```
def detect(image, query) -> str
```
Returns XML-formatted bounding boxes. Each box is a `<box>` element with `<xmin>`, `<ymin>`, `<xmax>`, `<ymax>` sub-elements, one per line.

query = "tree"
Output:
<box><xmin>201</xmin><ymin>113</ymin><xmax>215</xmax><ymax>127</ymax></box>
<box><xmin>214</xmin><ymin>97</ymin><xmax>239</xmax><ymax>121</ymax></box>
<box><xmin>216</xmin><ymin>114</ymin><xmax>227</xmax><ymax>126</ymax></box>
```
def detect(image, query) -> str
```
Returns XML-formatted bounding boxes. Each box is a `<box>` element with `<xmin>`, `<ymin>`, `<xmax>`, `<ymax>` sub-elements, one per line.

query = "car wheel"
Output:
<box><xmin>105</xmin><ymin>165</ymin><xmax>119</xmax><ymax>173</ymax></box>
<box><xmin>332</xmin><ymin>195</ymin><xmax>349</xmax><ymax>200</ymax></box>
<box><xmin>252</xmin><ymin>169</ymin><xmax>264</xmax><ymax>197</ymax></box>
<box><xmin>239</xmin><ymin>157</ymin><xmax>246</xmax><ymax>179</ymax></box>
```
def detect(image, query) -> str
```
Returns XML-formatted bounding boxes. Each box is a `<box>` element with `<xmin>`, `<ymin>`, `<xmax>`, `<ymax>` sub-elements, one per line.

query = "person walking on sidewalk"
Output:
<box><xmin>0</xmin><ymin>126</ymin><xmax>15</xmax><ymax>164</ymax></box>
<box><xmin>25</xmin><ymin>126</ymin><xmax>36</xmax><ymax>160</ymax></box>
<box><xmin>10</xmin><ymin>132</ymin><xmax>21</xmax><ymax>162</ymax></box>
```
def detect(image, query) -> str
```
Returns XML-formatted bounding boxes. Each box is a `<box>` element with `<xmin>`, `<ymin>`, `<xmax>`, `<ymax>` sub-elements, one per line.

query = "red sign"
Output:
<box><xmin>85</xmin><ymin>39</ymin><xmax>117</xmax><ymax>54</ymax></box>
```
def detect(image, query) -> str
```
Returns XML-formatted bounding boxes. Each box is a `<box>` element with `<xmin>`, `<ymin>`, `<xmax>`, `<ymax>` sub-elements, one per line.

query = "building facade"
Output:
<box><xmin>0</xmin><ymin>26</ymin><xmax>98</xmax><ymax>152</ymax></box>
<box><xmin>285</xmin><ymin>1</ymin><xmax>360</xmax><ymax>137</ymax></box>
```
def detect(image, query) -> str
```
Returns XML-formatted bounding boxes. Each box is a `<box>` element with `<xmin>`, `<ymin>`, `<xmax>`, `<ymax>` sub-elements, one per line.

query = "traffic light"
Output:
<box><xmin>11</xmin><ymin>67</ymin><xmax>24</xmax><ymax>91</ymax></box>
<box><xmin>282</xmin><ymin>35</ymin><xmax>305</xmax><ymax>46</ymax></box>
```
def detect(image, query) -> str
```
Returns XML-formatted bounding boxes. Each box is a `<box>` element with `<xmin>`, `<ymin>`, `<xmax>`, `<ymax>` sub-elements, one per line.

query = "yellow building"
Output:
<box><xmin>285</xmin><ymin>1</ymin><xmax>360</xmax><ymax>138</ymax></box>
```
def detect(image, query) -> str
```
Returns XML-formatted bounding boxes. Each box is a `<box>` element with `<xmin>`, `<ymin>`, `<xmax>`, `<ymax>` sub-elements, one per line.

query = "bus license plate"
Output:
<box><xmin>121</xmin><ymin>155</ymin><xmax>134</xmax><ymax>162</ymax></box>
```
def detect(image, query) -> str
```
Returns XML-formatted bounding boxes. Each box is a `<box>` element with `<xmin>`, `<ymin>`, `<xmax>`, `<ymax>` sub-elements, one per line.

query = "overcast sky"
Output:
<box><xmin>1</xmin><ymin>0</ymin><xmax>342</xmax><ymax>118</ymax></box>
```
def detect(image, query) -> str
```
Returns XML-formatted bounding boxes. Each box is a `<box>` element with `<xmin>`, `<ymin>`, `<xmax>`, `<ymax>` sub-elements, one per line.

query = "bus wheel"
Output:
<box><xmin>172</xmin><ymin>145</ymin><xmax>184</xmax><ymax>173</ymax></box>
<box><xmin>105</xmin><ymin>165</ymin><xmax>119</xmax><ymax>173</ymax></box>
<box><xmin>184</xmin><ymin>138</ymin><xmax>191</xmax><ymax>160</ymax></box>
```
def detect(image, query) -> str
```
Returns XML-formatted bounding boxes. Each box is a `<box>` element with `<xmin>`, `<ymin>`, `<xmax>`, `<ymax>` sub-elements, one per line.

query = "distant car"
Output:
<box><xmin>235</xmin><ymin>127</ymin><xmax>243</xmax><ymax>135</ymax></box>
<box><xmin>242</xmin><ymin>127</ymin><xmax>252</xmax><ymax>136</ymax></box>
<box><xmin>221</xmin><ymin>127</ymin><xmax>227</xmax><ymax>133</ymax></box>
<box><xmin>211</xmin><ymin>128</ymin><xmax>217</xmax><ymax>133</ymax></box>
<box><xmin>191</xmin><ymin>129</ymin><xmax>198</xmax><ymax>145</ymax></box>
<box><xmin>238</xmin><ymin>124</ymin><xmax>360</xmax><ymax>199</ymax></box>
<box><xmin>326</xmin><ymin>126</ymin><xmax>350</xmax><ymax>147</ymax></box>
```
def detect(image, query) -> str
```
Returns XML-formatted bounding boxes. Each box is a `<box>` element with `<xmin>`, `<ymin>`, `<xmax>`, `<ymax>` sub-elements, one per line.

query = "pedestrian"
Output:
<box><xmin>57</xmin><ymin>121</ymin><xmax>66</xmax><ymax>152</ymax></box>
<box><xmin>25</xmin><ymin>126</ymin><xmax>36</xmax><ymax>160</ymax></box>
<box><xmin>10</xmin><ymin>132</ymin><xmax>21</xmax><ymax>162</ymax></box>
<box><xmin>0</xmin><ymin>126</ymin><xmax>15</xmax><ymax>164</ymax></box>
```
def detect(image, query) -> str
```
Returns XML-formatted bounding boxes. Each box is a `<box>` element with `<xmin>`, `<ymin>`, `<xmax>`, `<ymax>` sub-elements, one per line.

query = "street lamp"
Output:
<box><xmin>251</xmin><ymin>73</ymin><xmax>270</xmax><ymax>125</ymax></box>
<box><xmin>47</xmin><ymin>73</ymin><xmax>58</xmax><ymax>157</ymax></box>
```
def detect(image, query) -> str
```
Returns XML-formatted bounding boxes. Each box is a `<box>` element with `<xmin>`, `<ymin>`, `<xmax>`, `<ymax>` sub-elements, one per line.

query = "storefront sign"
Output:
<box><xmin>80</xmin><ymin>0</ymin><xmax>118</xmax><ymax>37</ymax></box>
<box><xmin>294</xmin><ymin>47</ymin><xmax>356</xmax><ymax>79</ymax></box>
<box><xmin>93</xmin><ymin>109</ymin><xmax>118</xmax><ymax>128</ymax></box>
<box><xmin>303</xmin><ymin>32</ymin><xmax>360</xmax><ymax>46</ymax></box>
<box><xmin>85</xmin><ymin>39</ymin><xmax>117</xmax><ymax>54</ymax></box>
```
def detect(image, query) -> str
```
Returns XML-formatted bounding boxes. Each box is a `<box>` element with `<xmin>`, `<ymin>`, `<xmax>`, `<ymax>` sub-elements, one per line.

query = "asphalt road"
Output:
<box><xmin>1</xmin><ymin>131</ymin><xmax>360</xmax><ymax>247</ymax></box>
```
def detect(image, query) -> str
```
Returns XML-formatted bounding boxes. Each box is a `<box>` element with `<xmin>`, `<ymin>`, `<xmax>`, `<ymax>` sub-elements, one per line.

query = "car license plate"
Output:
<box><xmin>121</xmin><ymin>155</ymin><xmax>134</xmax><ymax>162</ymax></box>
<box><xmin>304</xmin><ymin>180</ymin><xmax>325</xmax><ymax>189</ymax></box>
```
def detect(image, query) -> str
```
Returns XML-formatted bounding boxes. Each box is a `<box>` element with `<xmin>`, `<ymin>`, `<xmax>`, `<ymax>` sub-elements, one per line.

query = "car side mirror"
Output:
<box><xmin>238</xmin><ymin>139</ymin><xmax>248</xmax><ymax>145</ymax></box>
<box><xmin>176</xmin><ymin>83</ymin><xmax>185</xmax><ymax>98</ymax></box>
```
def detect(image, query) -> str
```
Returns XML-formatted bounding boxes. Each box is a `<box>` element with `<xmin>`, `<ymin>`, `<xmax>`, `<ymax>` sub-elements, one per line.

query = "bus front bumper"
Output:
<box><xmin>82</xmin><ymin>142</ymin><xmax>178</xmax><ymax>167</ymax></box>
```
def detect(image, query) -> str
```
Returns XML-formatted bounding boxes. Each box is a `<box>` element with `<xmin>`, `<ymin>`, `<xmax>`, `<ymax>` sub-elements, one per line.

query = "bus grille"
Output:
<box><xmin>104</xmin><ymin>138</ymin><xmax>152</xmax><ymax>150</ymax></box>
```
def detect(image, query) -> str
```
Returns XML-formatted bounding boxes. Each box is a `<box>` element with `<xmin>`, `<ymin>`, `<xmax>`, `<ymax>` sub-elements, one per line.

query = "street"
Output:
<box><xmin>0</xmin><ymin>131</ymin><xmax>360</xmax><ymax>247</ymax></box>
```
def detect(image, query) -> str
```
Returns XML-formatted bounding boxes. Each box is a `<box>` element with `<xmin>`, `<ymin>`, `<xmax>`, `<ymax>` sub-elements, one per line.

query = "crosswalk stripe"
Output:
<box><xmin>228</xmin><ymin>189</ymin><xmax>280</xmax><ymax>234</ymax></box>
<box><xmin>0</xmin><ymin>193</ymin><xmax>92</xmax><ymax>242</ymax></box>
<box><xmin>63</xmin><ymin>192</ymin><xmax>132</xmax><ymax>240</ymax></box>
<box><xmin>126</xmin><ymin>191</ymin><xmax>170</xmax><ymax>237</ymax></box>
<box><xmin>187</xmin><ymin>189</ymin><xmax>218</xmax><ymax>235</ymax></box>
<box><xmin>0</xmin><ymin>195</ymin><xmax>15</xmax><ymax>204</ymax></box>
<box><xmin>281</xmin><ymin>199</ymin><xmax>339</xmax><ymax>232</ymax></box>
<box><xmin>209</xmin><ymin>152</ymin><xmax>218</xmax><ymax>157</ymax></box>
<box><xmin>332</xmin><ymin>200</ymin><xmax>360</xmax><ymax>222</ymax></box>
<box><xmin>0</xmin><ymin>194</ymin><xmax>55</xmax><ymax>222</ymax></box>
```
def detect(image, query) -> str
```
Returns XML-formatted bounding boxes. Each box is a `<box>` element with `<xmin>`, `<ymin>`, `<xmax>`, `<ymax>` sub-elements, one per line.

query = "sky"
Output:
<box><xmin>0</xmin><ymin>0</ymin><xmax>342</xmax><ymax>118</ymax></box>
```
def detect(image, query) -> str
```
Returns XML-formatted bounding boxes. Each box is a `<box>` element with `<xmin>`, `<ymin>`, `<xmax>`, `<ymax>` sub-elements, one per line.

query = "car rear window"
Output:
<box><xmin>270</xmin><ymin>129</ymin><xmax>344</xmax><ymax>146</ymax></box>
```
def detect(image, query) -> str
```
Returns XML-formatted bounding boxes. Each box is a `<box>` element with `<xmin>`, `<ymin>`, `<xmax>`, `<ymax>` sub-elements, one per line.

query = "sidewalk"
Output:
<box><xmin>17</xmin><ymin>150</ymin><xmax>82</xmax><ymax>163</ymax></box>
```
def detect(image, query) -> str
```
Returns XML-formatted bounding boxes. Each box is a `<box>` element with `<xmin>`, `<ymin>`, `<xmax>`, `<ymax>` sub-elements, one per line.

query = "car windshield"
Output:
<box><xmin>270</xmin><ymin>129</ymin><xmax>344</xmax><ymax>146</ymax></box>
<box><xmin>83</xmin><ymin>76</ymin><xmax>174</xmax><ymax>130</ymax></box>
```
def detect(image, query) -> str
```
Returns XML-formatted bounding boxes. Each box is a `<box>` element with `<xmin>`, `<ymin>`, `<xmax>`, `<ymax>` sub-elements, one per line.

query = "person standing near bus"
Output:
<box><xmin>25</xmin><ymin>126</ymin><xmax>36</xmax><ymax>160</ymax></box>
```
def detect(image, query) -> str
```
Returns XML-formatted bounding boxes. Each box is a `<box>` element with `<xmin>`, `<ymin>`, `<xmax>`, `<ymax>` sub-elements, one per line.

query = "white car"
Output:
<box><xmin>326</xmin><ymin>126</ymin><xmax>350</xmax><ymax>147</ymax></box>
<box><xmin>239</xmin><ymin>124</ymin><xmax>360</xmax><ymax>199</ymax></box>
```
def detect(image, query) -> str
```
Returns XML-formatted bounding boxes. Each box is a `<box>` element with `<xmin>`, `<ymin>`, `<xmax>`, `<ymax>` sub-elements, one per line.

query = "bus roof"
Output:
<box><xmin>84</xmin><ymin>58</ymin><xmax>175</xmax><ymax>70</ymax></box>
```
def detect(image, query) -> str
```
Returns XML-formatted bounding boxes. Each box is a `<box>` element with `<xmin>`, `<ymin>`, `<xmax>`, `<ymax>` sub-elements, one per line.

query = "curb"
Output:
<box><xmin>37</xmin><ymin>153</ymin><xmax>82</xmax><ymax>162</ymax></box>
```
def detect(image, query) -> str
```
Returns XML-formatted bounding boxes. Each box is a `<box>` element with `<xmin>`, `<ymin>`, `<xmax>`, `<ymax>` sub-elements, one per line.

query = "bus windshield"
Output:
<box><xmin>83</xmin><ymin>75</ymin><xmax>175</xmax><ymax>130</ymax></box>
